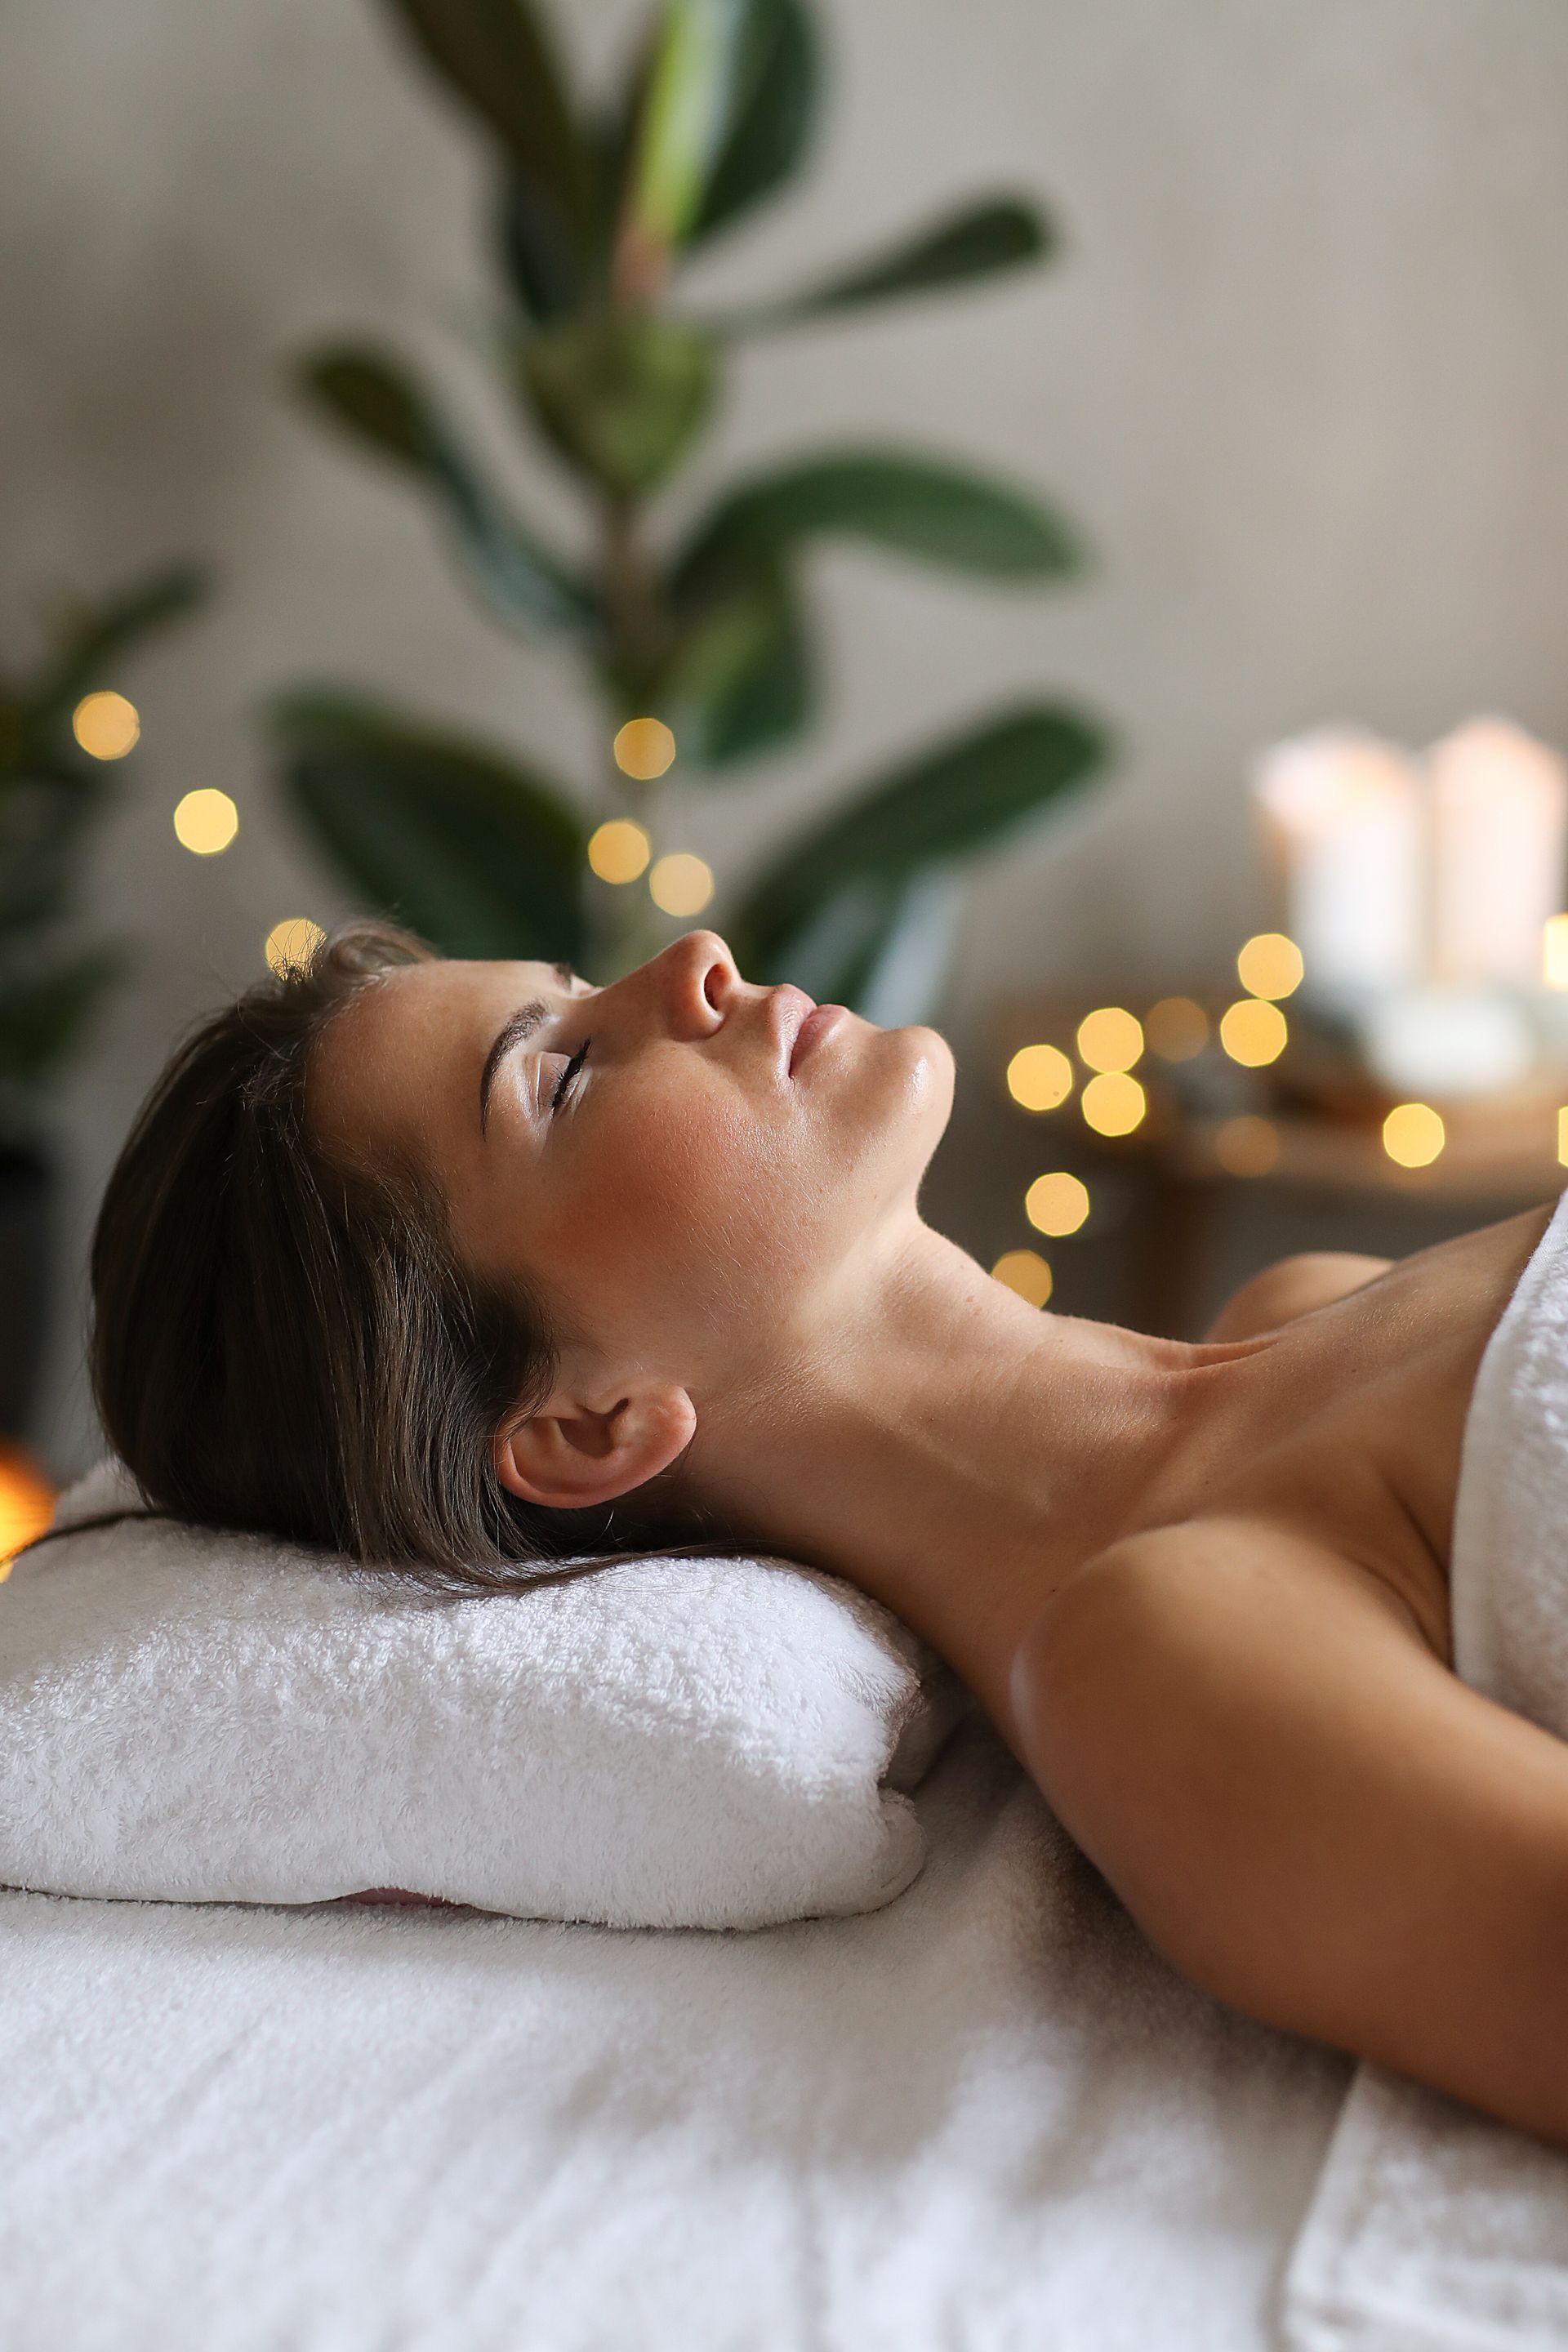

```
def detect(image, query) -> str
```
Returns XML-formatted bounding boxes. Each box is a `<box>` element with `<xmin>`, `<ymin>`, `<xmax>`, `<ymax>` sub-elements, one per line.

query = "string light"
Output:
<box><xmin>1080</xmin><ymin>1071</ymin><xmax>1147</xmax><ymax>1136</ymax></box>
<box><xmin>588</xmin><ymin>818</ymin><xmax>652</xmax><ymax>884</ymax></box>
<box><xmin>991</xmin><ymin>1249</ymin><xmax>1053</xmax><ymax>1307</ymax></box>
<box><xmin>1024</xmin><ymin>1171</ymin><xmax>1090</xmax><ymax>1236</ymax></box>
<box><xmin>1383</xmin><ymin>1102</ymin><xmax>1445</xmax><ymax>1168</ymax></box>
<box><xmin>648</xmin><ymin>851</ymin><xmax>714</xmax><ymax>916</ymax></box>
<box><xmin>265</xmin><ymin>918</ymin><xmax>325</xmax><ymax>977</ymax></box>
<box><xmin>612</xmin><ymin>718</ymin><xmax>676</xmax><ymax>780</ymax></box>
<box><xmin>1214</xmin><ymin>1115</ymin><xmax>1280</xmax><ymax>1177</ymax></box>
<box><xmin>1006</xmin><ymin>1042</ymin><xmax>1073</xmax><ymax>1111</ymax></box>
<box><xmin>72</xmin><ymin>690</ymin><xmax>140</xmax><ymax>760</ymax></box>
<box><xmin>1076</xmin><ymin>1006</ymin><xmax>1143</xmax><ymax>1073</ymax></box>
<box><xmin>1145</xmin><ymin>996</ymin><xmax>1208</xmax><ymax>1061</ymax></box>
<box><xmin>1236</xmin><ymin>933</ymin><xmax>1304</xmax><ymax>1000</ymax></box>
<box><xmin>1545</xmin><ymin>916</ymin><xmax>1568</xmax><ymax>990</ymax></box>
<box><xmin>173</xmin><ymin>788</ymin><xmax>238</xmax><ymax>855</ymax></box>
<box><xmin>1218</xmin><ymin>997</ymin><xmax>1287</xmax><ymax>1067</ymax></box>
<box><xmin>0</xmin><ymin>1447</ymin><xmax>53</xmax><ymax>1577</ymax></box>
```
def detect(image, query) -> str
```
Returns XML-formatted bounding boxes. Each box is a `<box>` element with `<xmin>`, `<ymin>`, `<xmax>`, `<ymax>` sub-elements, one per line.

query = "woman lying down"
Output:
<box><xmin>93</xmin><ymin>922</ymin><xmax>1568</xmax><ymax>2146</ymax></box>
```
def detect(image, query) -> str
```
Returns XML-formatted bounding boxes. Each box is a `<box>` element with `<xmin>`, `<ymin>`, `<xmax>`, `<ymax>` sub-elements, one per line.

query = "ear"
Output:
<box><xmin>492</xmin><ymin>1380</ymin><xmax>697</xmax><ymax>1513</ymax></box>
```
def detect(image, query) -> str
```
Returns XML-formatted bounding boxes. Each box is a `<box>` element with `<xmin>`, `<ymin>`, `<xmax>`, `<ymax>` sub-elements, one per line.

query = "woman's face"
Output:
<box><xmin>310</xmin><ymin>932</ymin><xmax>953</xmax><ymax>1391</ymax></box>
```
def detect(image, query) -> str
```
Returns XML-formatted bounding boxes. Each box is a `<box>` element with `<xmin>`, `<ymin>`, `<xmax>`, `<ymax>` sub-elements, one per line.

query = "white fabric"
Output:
<box><xmin>1285</xmin><ymin>1187</ymin><xmax>1568</xmax><ymax>2351</ymax></box>
<box><xmin>0</xmin><ymin>1714</ymin><xmax>1350</xmax><ymax>2352</ymax></box>
<box><xmin>0</xmin><ymin>1460</ymin><xmax>959</xmax><ymax>1930</ymax></box>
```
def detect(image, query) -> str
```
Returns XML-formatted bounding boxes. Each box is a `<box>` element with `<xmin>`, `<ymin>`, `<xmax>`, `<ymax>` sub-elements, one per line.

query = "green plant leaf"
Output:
<box><xmin>755</xmin><ymin>863</ymin><xmax>963</xmax><ymax>1018</ymax></box>
<box><xmin>624</xmin><ymin>0</ymin><xmax>751</xmax><ymax>255</ymax></box>
<box><xmin>729</xmin><ymin>702</ymin><xmax>1106</xmax><ymax>977</ymax></box>
<box><xmin>496</xmin><ymin>170</ymin><xmax>587</xmax><ymax>322</ymax></box>
<box><xmin>690</xmin><ymin>0</ymin><xmax>817</xmax><ymax>243</ymax></box>
<box><xmin>716</xmin><ymin>196</ymin><xmax>1050</xmax><ymax>335</ymax></box>
<box><xmin>520</xmin><ymin>314</ymin><xmax>718</xmax><ymax>495</ymax></box>
<box><xmin>377</xmin><ymin>0</ymin><xmax>595</xmax><ymax>252</ymax></box>
<box><xmin>0</xmin><ymin>947</ymin><xmax>121</xmax><ymax>1089</ymax></box>
<box><xmin>0</xmin><ymin>768</ymin><xmax>109</xmax><ymax>931</ymax></box>
<box><xmin>273</xmin><ymin>689</ymin><xmax>586</xmax><ymax>964</ymax></box>
<box><xmin>658</xmin><ymin>568</ymin><xmax>813</xmax><ymax>768</ymax></box>
<box><xmin>24</xmin><ymin>564</ymin><xmax>208</xmax><ymax>734</ymax></box>
<box><xmin>674</xmin><ymin>449</ymin><xmax>1082</xmax><ymax>599</ymax></box>
<box><xmin>298</xmin><ymin>346</ymin><xmax>593</xmax><ymax>632</ymax></box>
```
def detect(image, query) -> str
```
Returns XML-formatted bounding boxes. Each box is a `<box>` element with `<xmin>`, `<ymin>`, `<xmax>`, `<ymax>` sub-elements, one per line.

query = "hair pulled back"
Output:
<box><xmin>91</xmin><ymin>922</ymin><xmax>639</xmax><ymax>1585</ymax></box>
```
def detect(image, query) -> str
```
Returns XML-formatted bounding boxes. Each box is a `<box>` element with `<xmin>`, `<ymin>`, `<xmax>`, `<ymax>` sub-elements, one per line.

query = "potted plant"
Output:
<box><xmin>0</xmin><ymin>565</ymin><xmax>205</xmax><ymax>1437</ymax></box>
<box><xmin>275</xmin><ymin>0</ymin><xmax>1110</xmax><ymax>1006</ymax></box>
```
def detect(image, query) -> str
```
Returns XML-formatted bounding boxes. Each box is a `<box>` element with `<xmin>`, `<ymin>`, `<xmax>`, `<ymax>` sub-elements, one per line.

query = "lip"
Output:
<box><xmin>788</xmin><ymin>1002</ymin><xmax>847</xmax><ymax>1075</ymax></box>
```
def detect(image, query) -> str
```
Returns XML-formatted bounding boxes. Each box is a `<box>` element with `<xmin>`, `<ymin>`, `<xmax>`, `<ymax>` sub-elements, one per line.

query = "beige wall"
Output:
<box><xmin>6</xmin><ymin>0</ymin><xmax>1568</xmax><ymax>1467</ymax></box>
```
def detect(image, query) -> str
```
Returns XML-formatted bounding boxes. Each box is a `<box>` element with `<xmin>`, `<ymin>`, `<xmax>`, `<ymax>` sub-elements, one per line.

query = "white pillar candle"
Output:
<box><xmin>1252</xmin><ymin>730</ymin><xmax>1424</xmax><ymax>994</ymax></box>
<box><xmin>1428</xmin><ymin>719</ymin><xmax>1568</xmax><ymax>987</ymax></box>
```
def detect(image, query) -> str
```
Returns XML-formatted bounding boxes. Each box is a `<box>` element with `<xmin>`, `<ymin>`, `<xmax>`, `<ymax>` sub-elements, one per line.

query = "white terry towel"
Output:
<box><xmin>1285</xmin><ymin>1187</ymin><xmax>1568</xmax><ymax>2351</ymax></box>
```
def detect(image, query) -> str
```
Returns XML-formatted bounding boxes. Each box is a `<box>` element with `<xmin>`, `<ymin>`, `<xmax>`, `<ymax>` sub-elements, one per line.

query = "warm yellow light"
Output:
<box><xmin>173</xmin><ymin>787</ymin><xmax>238</xmax><ymax>856</ymax></box>
<box><xmin>265</xmin><ymin>917</ymin><xmax>325</xmax><ymax>978</ymax></box>
<box><xmin>991</xmin><ymin>1249</ymin><xmax>1054</xmax><ymax>1307</ymax></box>
<box><xmin>648</xmin><ymin>851</ymin><xmax>714</xmax><ymax>917</ymax></box>
<box><xmin>1080</xmin><ymin>1071</ymin><xmax>1147</xmax><ymax>1137</ymax></box>
<box><xmin>1214</xmin><ymin>1115</ymin><xmax>1280</xmax><ymax>1177</ymax></box>
<box><xmin>1236</xmin><ymin>932</ymin><xmax>1304</xmax><ymax>1000</ymax></box>
<box><xmin>1545</xmin><ymin>915</ymin><xmax>1568</xmax><ymax>990</ymax></box>
<box><xmin>1383</xmin><ymin>1102</ymin><xmax>1445</xmax><ymax>1169</ymax></box>
<box><xmin>1076</xmin><ymin>1006</ymin><xmax>1144</xmax><ymax>1073</ymax></box>
<box><xmin>1146</xmin><ymin>996</ymin><xmax>1209</xmax><ymax>1061</ymax></box>
<box><xmin>72</xmin><ymin>689</ymin><xmax>140</xmax><ymax>760</ymax></box>
<box><xmin>1006</xmin><ymin>1042</ymin><xmax>1073</xmax><ymax>1111</ymax></box>
<box><xmin>612</xmin><ymin>717</ymin><xmax>676</xmax><ymax>780</ymax></box>
<box><xmin>1024</xmin><ymin>1170</ymin><xmax>1090</xmax><ymax>1237</ymax></box>
<box><xmin>1558</xmin><ymin>1107</ymin><xmax>1568</xmax><ymax>1169</ymax></box>
<box><xmin>1218</xmin><ymin>997</ymin><xmax>1288</xmax><ymax>1067</ymax></box>
<box><xmin>0</xmin><ymin>1446</ymin><xmax>54</xmax><ymax>1575</ymax></box>
<box><xmin>588</xmin><ymin>818</ymin><xmax>652</xmax><ymax>884</ymax></box>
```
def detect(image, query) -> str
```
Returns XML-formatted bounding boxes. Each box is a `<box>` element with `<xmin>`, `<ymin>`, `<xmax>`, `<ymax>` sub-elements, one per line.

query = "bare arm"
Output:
<box><xmin>1205</xmin><ymin>1252</ymin><xmax>1392</xmax><ymax>1342</ymax></box>
<box><xmin>1012</xmin><ymin>1522</ymin><xmax>1568</xmax><ymax>2145</ymax></box>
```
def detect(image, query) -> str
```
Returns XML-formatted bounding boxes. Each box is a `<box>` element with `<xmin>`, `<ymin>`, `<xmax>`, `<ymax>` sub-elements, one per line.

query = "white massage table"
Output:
<box><xmin>0</xmin><ymin>1713</ymin><xmax>1352</xmax><ymax>2351</ymax></box>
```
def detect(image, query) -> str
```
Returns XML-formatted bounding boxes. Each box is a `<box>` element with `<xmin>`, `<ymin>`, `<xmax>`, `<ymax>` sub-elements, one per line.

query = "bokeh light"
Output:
<box><xmin>588</xmin><ymin>818</ymin><xmax>652</xmax><ymax>884</ymax></box>
<box><xmin>1383</xmin><ymin>1102</ymin><xmax>1445</xmax><ymax>1168</ymax></box>
<box><xmin>173</xmin><ymin>787</ymin><xmax>238</xmax><ymax>855</ymax></box>
<box><xmin>1006</xmin><ymin>1042</ymin><xmax>1073</xmax><ymax>1111</ymax></box>
<box><xmin>991</xmin><ymin>1249</ymin><xmax>1054</xmax><ymax>1307</ymax></box>
<box><xmin>0</xmin><ymin>1446</ymin><xmax>54</xmax><ymax>1577</ymax></box>
<box><xmin>1545</xmin><ymin>915</ymin><xmax>1568</xmax><ymax>990</ymax></box>
<box><xmin>612</xmin><ymin>717</ymin><xmax>676</xmax><ymax>780</ymax></box>
<box><xmin>1145</xmin><ymin>996</ymin><xmax>1209</xmax><ymax>1061</ymax></box>
<box><xmin>1559</xmin><ymin>1107</ymin><xmax>1568</xmax><ymax>1169</ymax></box>
<box><xmin>1024</xmin><ymin>1170</ymin><xmax>1090</xmax><ymax>1236</ymax></box>
<box><xmin>72</xmin><ymin>690</ymin><xmax>140</xmax><ymax>760</ymax></box>
<box><xmin>1218</xmin><ymin>997</ymin><xmax>1288</xmax><ymax>1067</ymax></box>
<box><xmin>1080</xmin><ymin>1071</ymin><xmax>1147</xmax><ymax>1136</ymax></box>
<box><xmin>648</xmin><ymin>851</ymin><xmax>714</xmax><ymax>916</ymax></box>
<box><xmin>265</xmin><ymin>917</ymin><xmax>326</xmax><ymax>977</ymax></box>
<box><xmin>1214</xmin><ymin>1115</ymin><xmax>1281</xmax><ymax>1177</ymax></box>
<box><xmin>1236</xmin><ymin>932</ymin><xmax>1304</xmax><ymax>1000</ymax></box>
<box><xmin>1076</xmin><ymin>1006</ymin><xmax>1143</xmax><ymax>1073</ymax></box>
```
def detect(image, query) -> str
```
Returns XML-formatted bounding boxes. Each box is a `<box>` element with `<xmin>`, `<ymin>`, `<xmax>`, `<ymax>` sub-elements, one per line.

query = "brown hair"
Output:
<box><xmin>89</xmin><ymin>922</ymin><xmax>700</xmax><ymax>1585</ymax></box>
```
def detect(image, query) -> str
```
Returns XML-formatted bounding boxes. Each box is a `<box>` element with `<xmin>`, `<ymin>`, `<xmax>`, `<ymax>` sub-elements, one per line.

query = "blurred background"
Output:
<box><xmin>6</xmin><ymin>0</ymin><xmax>1568</xmax><ymax>1498</ymax></box>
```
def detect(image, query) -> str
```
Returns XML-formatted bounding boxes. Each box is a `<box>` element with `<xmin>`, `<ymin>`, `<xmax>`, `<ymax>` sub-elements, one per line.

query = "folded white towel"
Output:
<box><xmin>0</xmin><ymin>1460</ymin><xmax>964</xmax><ymax>1931</ymax></box>
<box><xmin>1285</xmin><ymin>1189</ymin><xmax>1568</xmax><ymax>2350</ymax></box>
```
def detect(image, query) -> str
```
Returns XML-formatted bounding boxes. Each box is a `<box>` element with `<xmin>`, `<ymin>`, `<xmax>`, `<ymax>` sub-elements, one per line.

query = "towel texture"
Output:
<box><xmin>1285</xmin><ymin>1187</ymin><xmax>1568</xmax><ymax>2350</ymax></box>
<box><xmin>0</xmin><ymin>1461</ymin><xmax>961</xmax><ymax>1929</ymax></box>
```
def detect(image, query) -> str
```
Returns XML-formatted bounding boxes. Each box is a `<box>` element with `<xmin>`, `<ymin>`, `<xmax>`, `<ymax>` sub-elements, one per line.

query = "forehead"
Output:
<box><xmin>309</xmin><ymin>956</ymin><xmax>559</xmax><ymax>1169</ymax></box>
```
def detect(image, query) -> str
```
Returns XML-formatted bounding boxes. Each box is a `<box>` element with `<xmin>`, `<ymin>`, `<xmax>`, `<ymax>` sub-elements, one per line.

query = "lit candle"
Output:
<box><xmin>1428</xmin><ymin>719</ymin><xmax>1568</xmax><ymax>987</ymax></box>
<box><xmin>1252</xmin><ymin>730</ymin><xmax>1423</xmax><ymax>994</ymax></box>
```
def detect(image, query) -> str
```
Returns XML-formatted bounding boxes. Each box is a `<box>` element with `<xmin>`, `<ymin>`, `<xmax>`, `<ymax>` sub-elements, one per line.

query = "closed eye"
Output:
<box><xmin>550</xmin><ymin>1036</ymin><xmax>590</xmax><ymax>1114</ymax></box>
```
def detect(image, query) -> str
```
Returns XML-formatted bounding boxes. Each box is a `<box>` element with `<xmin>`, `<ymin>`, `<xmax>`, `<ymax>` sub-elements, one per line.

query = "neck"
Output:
<box><xmin>697</xmin><ymin>1222</ymin><xmax>1223</xmax><ymax>1759</ymax></box>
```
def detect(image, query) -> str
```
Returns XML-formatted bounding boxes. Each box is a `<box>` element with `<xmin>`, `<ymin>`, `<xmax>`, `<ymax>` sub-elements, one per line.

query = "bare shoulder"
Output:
<box><xmin>1203</xmin><ymin>1251</ymin><xmax>1392</xmax><ymax>1340</ymax></box>
<box><xmin>1010</xmin><ymin>1518</ymin><xmax>1568</xmax><ymax>2144</ymax></box>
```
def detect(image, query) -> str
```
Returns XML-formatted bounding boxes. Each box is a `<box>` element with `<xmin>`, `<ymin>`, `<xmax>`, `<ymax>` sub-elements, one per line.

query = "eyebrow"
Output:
<box><xmin>477</xmin><ymin>967</ymin><xmax>581</xmax><ymax>1138</ymax></box>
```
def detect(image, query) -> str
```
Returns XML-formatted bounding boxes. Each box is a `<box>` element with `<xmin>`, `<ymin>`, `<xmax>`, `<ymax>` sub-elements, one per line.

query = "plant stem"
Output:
<box><xmin>594</xmin><ymin>490</ymin><xmax>671</xmax><ymax>978</ymax></box>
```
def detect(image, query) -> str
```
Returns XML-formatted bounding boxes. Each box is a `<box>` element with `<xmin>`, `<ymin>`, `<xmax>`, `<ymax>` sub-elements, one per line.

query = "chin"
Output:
<box><xmin>890</xmin><ymin>1021</ymin><xmax>956</xmax><ymax>1141</ymax></box>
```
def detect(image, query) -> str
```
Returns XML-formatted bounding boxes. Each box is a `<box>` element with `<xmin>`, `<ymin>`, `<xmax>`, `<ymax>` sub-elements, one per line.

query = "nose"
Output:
<box><xmin>643</xmin><ymin>929</ymin><xmax>739</xmax><ymax>1040</ymax></box>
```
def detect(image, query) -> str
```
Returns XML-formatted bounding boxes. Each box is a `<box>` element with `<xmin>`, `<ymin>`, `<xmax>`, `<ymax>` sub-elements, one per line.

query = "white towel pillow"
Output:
<box><xmin>0</xmin><ymin>1463</ymin><xmax>962</xmax><ymax>1930</ymax></box>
